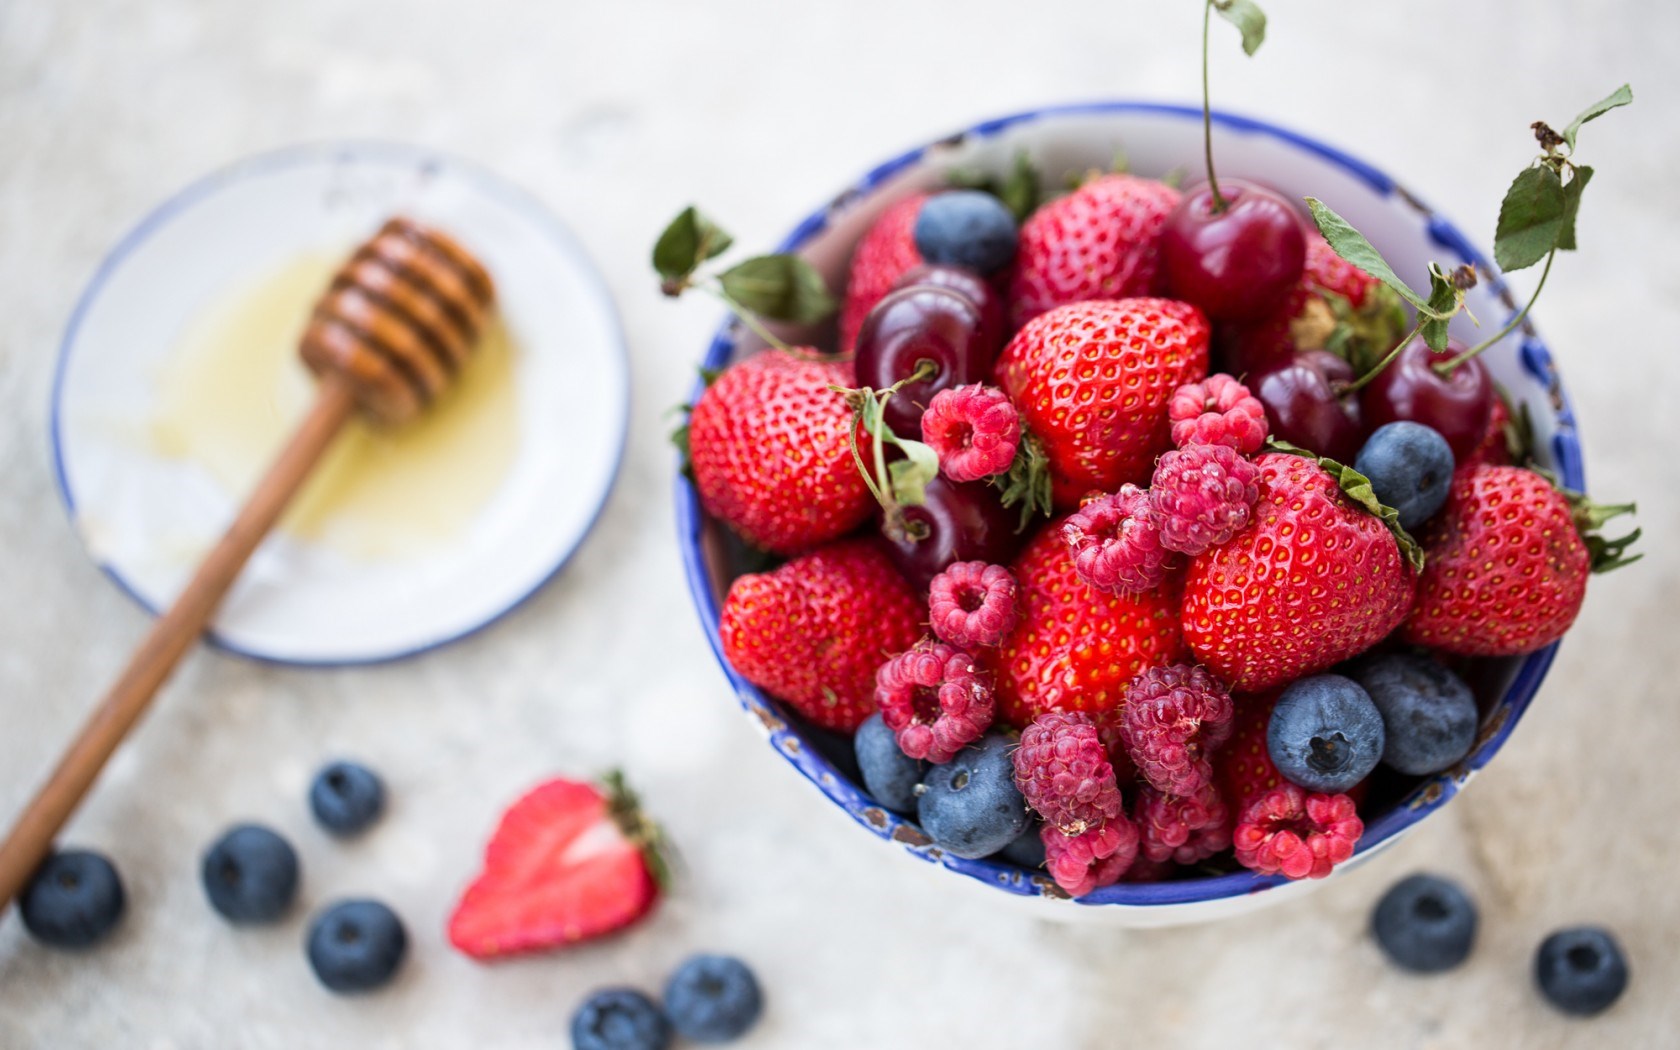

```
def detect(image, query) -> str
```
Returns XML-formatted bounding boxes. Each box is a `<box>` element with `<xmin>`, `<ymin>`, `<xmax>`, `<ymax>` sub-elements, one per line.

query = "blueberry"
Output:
<box><xmin>306</xmin><ymin>899</ymin><xmax>408</xmax><ymax>994</ymax></box>
<box><xmin>1349</xmin><ymin>653</ymin><xmax>1479</xmax><ymax>775</ymax></box>
<box><xmin>1353</xmin><ymin>422</ymin><xmax>1456</xmax><ymax>532</ymax></box>
<box><xmin>854</xmin><ymin>713</ymin><xmax>922</xmax><ymax>814</ymax></box>
<box><xmin>913</xmin><ymin>190</ymin><xmax>1019</xmax><ymax>275</ymax></box>
<box><xmin>997</xmin><ymin>821</ymin><xmax>1047</xmax><ymax>870</ymax></box>
<box><xmin>201</xmin><ymin>824</ymin><xmax>299</xmax><ymax>923</ymax></box>
<box><xmin>1266</xmin><ymin>674</ymin><xmax>1385</xmax><ymax>793</ymax></box>
<box><xmin>916</xmin><ymin>732</ymin><xmax>1030</xmax><ymax>858</ymax></box>
<box><xmin>1535</xmin><ymin>926</ymin><xmax>1629</xmax><ymax>1016</ymax></box>
<box><xmin>18</xmin><ymin>849</ymin><xmax>125</xmax><ymax>949</ymax></box>
<box><xmin>1371</xmin><ymin>873</ymin><xmax>1478</xmax><ymax>973</ymax></box>
<box><xmin>310</xmin><ymin>760</ymin><xmax>386</xmax><ymax>836</ymax></box>
<box><xmin>663</xmin><ymin>954</ymin><xmax>764</xmax><ymax>1043</ymax></box>
<box><xmin>572</xmin><ymin>987</ymin><xmax>673</xmax><ymax>1050</ymax></box>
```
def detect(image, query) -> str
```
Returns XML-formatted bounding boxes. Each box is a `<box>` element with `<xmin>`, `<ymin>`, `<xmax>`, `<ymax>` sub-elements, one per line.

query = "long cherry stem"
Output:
<box><xmin>1340</xmin><ymin>317</ymin><xmax>1425</xmax><ymax>395</ymax></box>
<box><xmin>1201</xmin><ymin>0</ymin><xmax>1226</xmax><ymax>211</ymax></box>
<box><xmin>1435</xmin><ymin>247</ymin><xmax>1554</xmax><ymax>375</ymax></box>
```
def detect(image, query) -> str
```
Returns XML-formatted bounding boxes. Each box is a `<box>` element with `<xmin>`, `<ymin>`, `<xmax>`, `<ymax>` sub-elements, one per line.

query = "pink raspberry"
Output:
<box><xmin>927</xmin><ymin>561</ymin><xmax>1019</xmax><ymax>648</ymax></box>
<box><xmin>1060</xmin><ymin>484</ymin><xmax>1178</xmax><ymax>593</ymax></box>
<box><xmin>874</xmin><ymin>641</ymin><xmax>994</xmax><ymax>764</ymax></box>
<box><xmin>1169</xmin><ymin>373</ymin><xmax>1268</xmax><ymax>454</ymax></box>
<box><xmin>921</xmin><ymin>384</ymin><xmax>1021</xmax><ymax>482</ymax></box>
<box><xmin>1121</xmin><ymin>663</ymin><xmax>1235</xmax><ymax>796</ymax></box>
<box><xmin>1136</xmin><ymin>781</ymin><xmax>1232</xmax><ymax>865</ymax></box>
<box><xmin>1232</xmin><ymin>784</ymin><xmax>1362</xmax><ymax>880</ymax></box>
<box><xmin>1121</xmin><ymin>855</ymin><xmax>1176</xmax><ymax>883</ymax></box>
<box><xmin>1148</xmin><ymin>443</ymin><xmax>1261</xmax><ymax>556</ymax></box>
<box><xmin>1011</xmin><ymin>711</ymin><xmax>1124</xmax><ymax>835</ymax></box>
<box><xmin>1042</xmin><ymin>819</ymin><xmax>1139</xmax><ymax>896</ymax></box>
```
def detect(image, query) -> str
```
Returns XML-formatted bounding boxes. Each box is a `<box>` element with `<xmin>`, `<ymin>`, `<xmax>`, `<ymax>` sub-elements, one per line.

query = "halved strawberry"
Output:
<box><xmin>448</xmin><ymin>773</ymin><xmax>666</xmax><ymax>960</ymax></box>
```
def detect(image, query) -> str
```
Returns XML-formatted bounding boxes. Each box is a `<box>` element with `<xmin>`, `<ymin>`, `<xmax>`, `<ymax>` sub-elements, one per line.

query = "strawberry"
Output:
<box><xmin>986</xmin><ymin>520</ymin><xmax>1187</xmax><ymax>727</ymax></box>
<box><xmin>1464</xmin><ymin>394</ymin><xmax>1522</xmax><ymax>468</ymax></box>
<box><xmin>448</xmin><ymin>773</ymin><xmax>665</xmax><ymax>960</ymax></box>
<box><xmin>1008</xmin><ymin>174</ymin><xmax>1181</xmax><ymax>328</ymax></box>
<box><xmin>995</xmin><ymin>298</ymin><xmax>1209</xmax><ymax>507</ymax></box>
<box><xmin>720</xmin><ymin>539</ymin><xmax>923</xmax><ymax>732</ymax></box>
<box><xmin>1219</xmin><ymin>234</ymin><xmax>1405</xmax><ymax>376</ymax></box>
<box><xmin>1218</xmin><ymin>691</ymin><xmax>1286</xmax><ymax>808</ymax></box>
<box><xmin>1181</xmin><ymin>452</ymin><xmax>1416</xmax><ymax>692</ymax></box>
<box><xmin>1403</xmin><ymin>465</ymin><xmax>1638</xmax><ymax>656</ymax></box>
<box><xmin>687</xmin><ymin>351</ymin><xmax>873</xmax><ymax>555</ymax></box>
<box><xmin>838</xmin><ymin>193</ymin><xmax>927</xmax><ymax>353</ymax></box>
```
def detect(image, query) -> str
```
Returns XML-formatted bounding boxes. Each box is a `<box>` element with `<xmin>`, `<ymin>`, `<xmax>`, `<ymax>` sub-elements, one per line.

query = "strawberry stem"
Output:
<box><xmin>1433</xmin><ymin>247</ymin><xmax>1554</xmax><ymax>376</ymax></box>
<box><xmin>710</xmin><ymin>285</ymin><xmax>791</xmax><ymax>352</ymax></box>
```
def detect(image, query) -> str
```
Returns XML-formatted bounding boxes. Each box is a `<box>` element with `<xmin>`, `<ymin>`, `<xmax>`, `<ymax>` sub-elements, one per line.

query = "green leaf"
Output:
<box><xmin>652</xmin><ymin>206</ymin><xmax>733</xmax><ymax>282</ymax></box>
<box><xmin>1494</xmin><ymin>165</ymin><xmax>1566</xmax><ymax>272</ymax></box>
<box><xmin>1263</xmin><ymin>440</ymin><xmax>1425</xmax><ymax>572</ymax></box>
<box><xmin>1562</xmin><ymin>84</ymin><xmax>1632</xmax><ymax>151</ymax></box>
<box><xmin>717</xmin><ymin>254</ymin><xmax>836</xmax><ymax>324</ymax></box>
<box><xmin>885</xmin><ymin>437</ymin><xmax>938</xmax><ymax>507</ymax></box>
<box><xmin>1419</xmin><ymin>264</ymin><xmax>1461</xmax><ymax>352</ymax></box>
<box><xmin>1556</xmin><ymin>165</ymin><xmax>1594</xmax><ymax>252</ymax></box>
<box><xmin>1213</xmin><ymin>0</ymin><xmax>1267</xmax><ymax>55</ymax></box>
<box><xmin>1305</xmin><ymin>198</ymin><xmax>1436</xmax><ymax>316</ymax></box>
<box><xmin>998</xmin><ymin>150</ymin><xmax>1042</xmax><ymax>223</ymax></box>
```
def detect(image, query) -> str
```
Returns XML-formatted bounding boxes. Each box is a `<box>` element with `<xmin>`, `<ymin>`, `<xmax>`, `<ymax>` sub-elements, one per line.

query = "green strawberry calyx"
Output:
<box><xmin>1265</xmin><ymin>440</ymin><xmax>1426</xmax><ymax>573</ymax></box>
<box><xmin>830</xmin><ymin>364</ymin><xmax>941</xmax><ymax>543</ymax></box>
<box><xmin>1564</xmin><ymin>490</ymin><xmax>1642</xmax><ymax>574</ymax></box>
<box><xmin>602</xmin><ymin>770</ymin><xmax>675</xmax><ymax>892</ymax></box>
<box><xmin>994</xmin><ymin>428</ymin><xmax>1054</xmax><ymax>532</ymax></box>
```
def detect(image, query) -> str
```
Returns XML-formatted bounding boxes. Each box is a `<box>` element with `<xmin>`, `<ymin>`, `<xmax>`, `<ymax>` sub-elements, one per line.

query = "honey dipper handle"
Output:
<box><xmin>0</xmin><ymin>374</ymin><xmax>358</xmax><ymax>910</ymax></box>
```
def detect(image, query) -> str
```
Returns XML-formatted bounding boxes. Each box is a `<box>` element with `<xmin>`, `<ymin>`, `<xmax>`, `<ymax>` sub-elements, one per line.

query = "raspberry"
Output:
<box><xmin>1090</xmin><ymin>712</ymin><xmax>1137</xmax><ymax>785</ymax></box>
<box><xmin>1011</xmin><ymin>711</ymin><xmax>1125</xmax><ymax>835</ymax></box>
<box><xmin>1041</xmin><ymin>820</ymin><xmax>1138</xmax><ymax>896</ymax></box>
<box><xmin>927</xmin><ymin>561</ymin><xmax>1019</xmax><ymax>649</ymax></box>
<box><xmin>1060</xmin><ymin>485</ymin><xmax>1178</xmax><ymax>593</ymax></box>
<box><xmin>874</xmin><ymin>641</ymin><xmax>995</xmax><ymax>764</ymax></box>
<box><xmin>1121</xmin><ymin>663</ymin><xmax>1235</xmax><ymax>796</ymax></box>
<box><xmin>1168</xmin><ymin>374</ymin><xmax>1267</xmax><ymax>454</ymax></box>
<box><xmin>1232</xmin><ymin>784</ymin><xmax>1363</xmax><ymax>880</ymax></box>
<box><xmin>1148</xmin><ymin>444</ymin><xmax>1261</xmax><ymax>556</ymax></box>
<box><xmin>1121</xmin><ymin>855</ymin><xmax>1176</xmax><ymax>883</ymax></box>
<box><xmin>1136</xmin><ymin>782</ymin><xmax>1231</xmax><ymax>865</ymax></box>
<box><xmin>921</xmin><ymin>385</ymin><xmax>1021</xmax><ymax>483</ymax></box>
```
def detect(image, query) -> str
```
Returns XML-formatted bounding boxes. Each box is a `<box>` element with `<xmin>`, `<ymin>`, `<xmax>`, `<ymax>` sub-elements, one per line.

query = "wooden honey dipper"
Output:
<box><xmin>0</xmin><ymin>217</ymin><xmax>495</xmax><ymax>909</ymax></box>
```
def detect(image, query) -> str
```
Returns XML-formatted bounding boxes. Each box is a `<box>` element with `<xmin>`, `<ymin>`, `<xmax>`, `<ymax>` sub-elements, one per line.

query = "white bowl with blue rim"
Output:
<box><xmin>53</xmin><ymin>142</ymin><xmax>628</xmax><ymax>666</ymax></box>
<box><xmin>677</xmin><ymin>102</ymin><xmax>1579</xmax><ymax>925</ymax></box>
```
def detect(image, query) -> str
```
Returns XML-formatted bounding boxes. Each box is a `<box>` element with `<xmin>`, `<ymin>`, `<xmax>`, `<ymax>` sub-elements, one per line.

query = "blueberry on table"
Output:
<box><xmin>854</xmin><ymin>713</ymin><xmax>922</xmax><ymax>815</ymax></box>
<box><xmin>913</xmin><ymin>190</ymin><xmax>1019</xmax><ymax>275</ymax></box>
<box><xmin>306</xmin><ymin>899</ymin><xmax>408</xmax><ymax>994</ymax></box>
<box><xmin>1354</xmin><ymin>422</ymin><xmax>1456</xmax><ymax>532</ymax></box>
<box><xmin>1266</xmin><ymin>674</ymin><xmax>1385</xmax><ymax>793</ymax></box>
<box><xmin>916</xmin><ymin>732</ymin><xmax>1030</xmax><ymax>858</ymax></box>
<box><xmin>1349</xmin><ymin>653</ymin><xmax>1478</xmax><ymax>775</ymax></box>
<box><xmin>1371</xmin><ymin>872</ymin><xmax>1478</xmax><ymax>973</ymax></box>
<box><xmin>309</xmin><ymin>760</ymin><xmax>386</xmax><ymax>836</ymax></box>
<box><xmin>572</xmin><ymin>987</ymin><xmax>673</xmax><ymax>1050</ymax></box>
<box><xmin>18</xmin><ymin>849</ymin><xmax>125</xmax><ymax>949</ymax></box>
<box><xmin>1535</xmin><ymin>926</ymin><xmax>1629</xmax><ymax>1017</ymax></box>
<box><xmin>664</xmin><ymin>953</ymin><xmax>765</xmax><ymax>1043</ymax></box>
<box><xmin>201</xmin><ymin>824</ymin><xmax>299</xmax><ymax>923</ymax></box>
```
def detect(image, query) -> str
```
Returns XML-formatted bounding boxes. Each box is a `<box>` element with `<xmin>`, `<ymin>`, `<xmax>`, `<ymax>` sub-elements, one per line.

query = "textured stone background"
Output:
<box><xmin>1</xmin><ymin>2</ymin><xmax>1676</xmax><ymax>1047</ymax></box>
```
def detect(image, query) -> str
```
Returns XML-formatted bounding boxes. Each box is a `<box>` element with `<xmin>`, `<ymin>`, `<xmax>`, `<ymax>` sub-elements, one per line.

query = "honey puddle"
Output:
<box><xmin>150</xmin><ymin>252</ymin><xmax>520</xmax><ymax>560</ymax></box>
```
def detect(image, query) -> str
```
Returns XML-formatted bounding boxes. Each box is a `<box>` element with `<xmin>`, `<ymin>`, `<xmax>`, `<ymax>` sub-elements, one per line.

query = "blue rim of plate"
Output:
<box><xmin>676</xmin><ymin>101</ymin><xmax>1582</xmax><ymax>907</ymax></box>
<box><xmin>50</xmin><ymin>139</ymin><xmax>630</xmax><ymax>668</ymax></box>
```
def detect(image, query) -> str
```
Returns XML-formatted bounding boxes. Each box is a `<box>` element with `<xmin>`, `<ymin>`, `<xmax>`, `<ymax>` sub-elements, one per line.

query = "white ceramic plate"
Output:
<box><xmin>53</xmin><ymin>142</ymin><xmax>628</xmax><ymax>665</ymax></box>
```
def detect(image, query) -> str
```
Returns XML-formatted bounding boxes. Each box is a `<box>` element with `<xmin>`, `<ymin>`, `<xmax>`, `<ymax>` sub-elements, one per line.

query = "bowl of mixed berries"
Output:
<box><xmin>664</xmin><ymin>22</ymin><xmax>1636</xmax><ymax>922</ymax></box>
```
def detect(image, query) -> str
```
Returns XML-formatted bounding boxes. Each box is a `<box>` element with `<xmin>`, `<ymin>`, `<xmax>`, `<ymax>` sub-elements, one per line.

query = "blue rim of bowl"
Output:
<box><xmin>676</xmin><ymin>100</ymin><xmax>1582</xmax><ymax>906</ymax></box>
<box><xmin>49</xmin><ymin>139</ymin><xmax>630</xmax><ymax>668</ymax></box>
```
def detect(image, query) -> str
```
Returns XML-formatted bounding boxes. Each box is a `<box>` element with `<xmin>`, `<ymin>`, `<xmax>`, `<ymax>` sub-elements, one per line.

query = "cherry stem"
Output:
<box><xmin>1340</xmin><ymin>317</ymin><xmax>1426</xmax><ymax>395</ymax></box>
<box><xmin>1434</xmin><ymin>247</ymin><xmax>1554</xmax><ymax>376</ymax></box>
<box><xmin>1201</xmin><ymin>0</ymin><xmax>1227</xmax><ymax>212</ymax></box>
<box><xmin>710</xmin><ymin>285</ymin><xmax>789</xmax><ymax>352</ymax></box>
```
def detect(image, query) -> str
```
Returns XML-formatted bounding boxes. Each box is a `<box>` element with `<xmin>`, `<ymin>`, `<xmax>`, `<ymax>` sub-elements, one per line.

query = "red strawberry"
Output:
<box><xmin>1219</xmin><ymin>233</ymin><xmax>1405</xmax><ymax>375</ymax></box>
<box><xmin>688</xmin><ymin>351</ymin><xmax>873</xmax><ymax>555</ymax></box>
<box><xmin>986</xmin><ymin>521</ymin><xmax>1187</xmax><ymax>727</ymax></box>
<box><xmin>838</xmin><ymin>193</ymin><xmax>927</xmax><ymax>353</ymax></box>
<box><xmin>1463</xmin><ymin>394</ymin><xmax>1514</xmax><ymax>468</ymax></box>
<box><xmin>1008</xmin><ymin>174</ymin><xmax>1181</xmax><ymax>327</ymax></box>
<box><xmin>1219</xmin><ymin>691</ymin><xmax>1286</xmax><ymax>807</ymax></box>
<box><xmin>1403</xmin><ymin>466</ymin><xmax>1637</xmax><ymax>656</ymax></box>
<box><xmin>995</xmin><ymin>299</ymin><xmax>1210</xmax><ymax>507</ymax></box>
<box><xmin>1181</xmin><ymin>452</ymin><xmax>1416</xmax><ymax>692</ymax></box>
<box><xmin>448</xmin><ymin>774</ymin><xmax>664</xmax><ymax>960</ymax></box>
<box><xmin>720</xmin><ymin>539</ymin><xmax>923</xmax><ymax>732</ymax></box>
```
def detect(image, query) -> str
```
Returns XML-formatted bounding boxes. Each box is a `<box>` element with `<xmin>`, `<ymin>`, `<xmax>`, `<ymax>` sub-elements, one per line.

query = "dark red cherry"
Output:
<box><xmin>1254</xmin><ymin>363</ymin><xmax>1363</xmax><ymax>463</ymax></box>
<box><xmin>1296</xmin><ymin>349</ymin><xmax>1363</xmax><ymax>430</ymax></box>
<box><xmin>1162</xmin><ymin>180</ymin><xmax>1307</xmax><ymax>322</ymax></box>
<box><xmin>1359</xmin><ymin>339</ymin><xmax>1492</xmax><ymax>462</ymax></box>
<box><xmin>854</xmin><ymin>286</ymin><xmax>1002</xmax><ymax>435</ymax></box>
<box><xmin>891</xmin><ymin>263</ymin><xmax>1007</xmax><ymax>351</ymax></box>
<box><xmin>880</xmin><ymin>475</ymin><xmax>1023</xmax><ymax>592</ymax></box>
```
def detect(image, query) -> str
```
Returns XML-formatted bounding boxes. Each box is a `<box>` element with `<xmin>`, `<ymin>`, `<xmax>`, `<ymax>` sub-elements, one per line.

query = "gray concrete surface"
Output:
<box><xmin>1</xmin><ymin>1</ymin><xmax>1676</xmax><ymax>1046</ymax></box>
